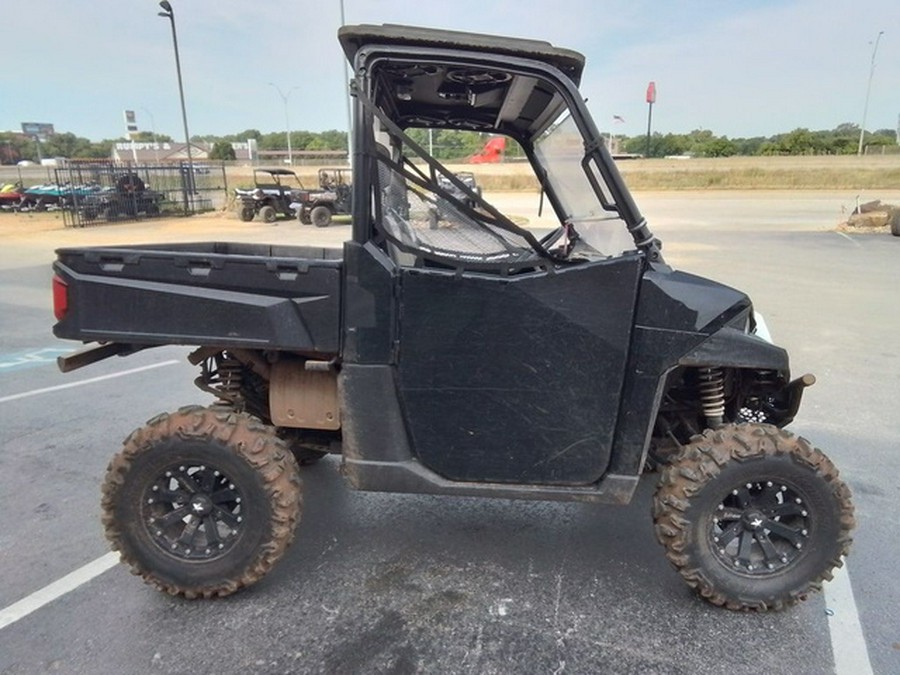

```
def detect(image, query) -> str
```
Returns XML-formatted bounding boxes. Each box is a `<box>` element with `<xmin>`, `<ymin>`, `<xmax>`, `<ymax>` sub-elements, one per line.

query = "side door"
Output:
<box><xmin>396</xmin><ymin>254</ymin><xmax>643</xmax><ymax>486</ymax></box>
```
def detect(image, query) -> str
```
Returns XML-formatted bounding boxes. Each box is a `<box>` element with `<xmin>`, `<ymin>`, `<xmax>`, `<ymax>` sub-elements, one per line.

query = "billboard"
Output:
<box><xmin>21</xmin><ymin>122</ymin><xmax>55</xmax><ymax>138</ymax></box>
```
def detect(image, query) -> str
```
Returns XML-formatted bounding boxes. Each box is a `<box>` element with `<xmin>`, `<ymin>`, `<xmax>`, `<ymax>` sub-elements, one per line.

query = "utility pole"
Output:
<box><xmin>857</xmin><ymin>31</ymin><xmax>884</xmax><ymax>156</ymax></box>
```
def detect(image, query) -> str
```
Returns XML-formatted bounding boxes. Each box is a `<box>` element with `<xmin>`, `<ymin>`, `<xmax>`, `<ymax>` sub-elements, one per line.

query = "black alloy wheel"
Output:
<box><xmin>102</xmin><ymin>406</ymin><xmax>302</xmax><ymax>598</ymax></box>
<box><xmin>653</xmin><ymin>423</ymin><xmax>854</xmax><ymax>611</ymax></box>
<box><xmin>142</xmin><ymin>461</ymin><xmax>245</xmax><ymax>562</ymax></box>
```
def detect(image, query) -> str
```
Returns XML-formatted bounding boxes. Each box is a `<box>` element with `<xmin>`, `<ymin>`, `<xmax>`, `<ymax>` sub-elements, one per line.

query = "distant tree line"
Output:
<box><xmin>617</xmin><ymin>123</ymin><xmax>897</xmax><ymax>158</ymax></box>
<box><xmin>2</xmin><ymin>123</ymin><xmax>896</xmax><ymax>164</ymax></box>
<box><xmin>195</xmin><ymin>129</ymin><xmax>349</xmax><ymax>153</ymax></box>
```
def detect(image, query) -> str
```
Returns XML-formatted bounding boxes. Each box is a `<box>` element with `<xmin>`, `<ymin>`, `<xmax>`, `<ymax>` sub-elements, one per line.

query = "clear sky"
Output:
<box><xmin>2</xmin><ymin>0</ymin><xmax>897</xmax><ymax>142</ymax></box>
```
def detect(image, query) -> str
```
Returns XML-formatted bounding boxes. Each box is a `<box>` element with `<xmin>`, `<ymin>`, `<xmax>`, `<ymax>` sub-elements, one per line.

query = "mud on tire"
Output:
<box><xmin>653</xmin><ymin>423</ymin><xmax>854</xmax><ymax>611</ymax></box>
<box><xmin>101</xmin><ymin>406</ymin><xmax>302</xmax><ymax>598</ymax></box>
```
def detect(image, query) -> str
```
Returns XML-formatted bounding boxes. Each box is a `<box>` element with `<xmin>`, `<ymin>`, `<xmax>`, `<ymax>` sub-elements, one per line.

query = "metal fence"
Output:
<box><xmin>54</xmin><ymin>162</ymin><xmax>226</xmax><ymax>228</ymax></box>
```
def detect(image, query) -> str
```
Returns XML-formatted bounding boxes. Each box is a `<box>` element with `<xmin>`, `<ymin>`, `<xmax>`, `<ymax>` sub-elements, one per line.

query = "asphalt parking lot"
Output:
<box><xmin>1</xmin><ymin>190</ymin><xmax>898</xmax><ymax>674</ymax></box>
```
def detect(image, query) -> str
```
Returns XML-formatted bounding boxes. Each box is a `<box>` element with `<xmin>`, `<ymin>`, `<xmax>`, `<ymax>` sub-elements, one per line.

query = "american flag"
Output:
<box><xmin>613</xmin><ymin>115</ymin><xmax>625</xmax><ymax>123</ymax></box>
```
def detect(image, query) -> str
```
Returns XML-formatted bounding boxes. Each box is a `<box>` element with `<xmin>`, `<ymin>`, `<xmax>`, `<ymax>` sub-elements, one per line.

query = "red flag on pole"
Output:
<box><xmin>646</xmin><ymin>81</ymin><xmax>657</xmax><ymax>104</ymax></box>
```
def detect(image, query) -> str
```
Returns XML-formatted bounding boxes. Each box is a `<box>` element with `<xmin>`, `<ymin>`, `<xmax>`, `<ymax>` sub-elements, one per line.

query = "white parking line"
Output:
<box><xmin>825</xmin><ymin>562</ymin><xmax>873</xmax><ymax>675</ymax></box>
<box><xmin>0</xmin><ymin>553</ymin><xmax>119</xmax><ymax>631</ymax></box>
<box><xmin>0</xmin><ymin>360</ymin><xmax>179</xmax><ymax>404</ymax></box>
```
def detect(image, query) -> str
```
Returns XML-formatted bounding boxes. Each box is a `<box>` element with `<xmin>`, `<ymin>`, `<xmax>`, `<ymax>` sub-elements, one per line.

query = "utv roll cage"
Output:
<box><xmin>340</xmin><ymin>25</ymin><xmax>662</xmax><ymax>273</ymax></box>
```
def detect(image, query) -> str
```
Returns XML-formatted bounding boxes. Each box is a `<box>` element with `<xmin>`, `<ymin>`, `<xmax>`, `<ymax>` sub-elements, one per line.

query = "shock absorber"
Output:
<box><xmin>214</xmin><ymin>354</ymin><xmax>244</xmax><ymax>409</ymax></box>
<box><xmin>698</xmin><ymin>367</ymin><xmax>725</xmax><ymax>428</ymax></box>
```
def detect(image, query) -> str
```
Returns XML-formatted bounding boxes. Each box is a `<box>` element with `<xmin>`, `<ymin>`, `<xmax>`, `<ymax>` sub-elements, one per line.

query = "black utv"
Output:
<box><xmin>51</xmin><ymin>24</ymin><xmax>853</xmax><ymax>611</ymax></box>
<box><xmin>234</xmin><ymin>168</ymin><xmax>304</xmax><ymax>223</ymax></box>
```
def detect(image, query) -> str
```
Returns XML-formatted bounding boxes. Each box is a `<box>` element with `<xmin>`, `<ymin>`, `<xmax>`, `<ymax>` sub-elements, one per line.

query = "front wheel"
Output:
<box><xmin>653</xmin><ymin>423</ymin><xmax>854</xmax><ymax>611</ymax></box>
<box><xmin>101</xmin><ymin>406</ymin><xmax>302</xmax><ymax>598</ymax></box>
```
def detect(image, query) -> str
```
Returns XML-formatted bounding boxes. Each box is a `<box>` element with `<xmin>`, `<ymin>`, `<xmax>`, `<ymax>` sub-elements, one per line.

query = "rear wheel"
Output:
<box><xmin>310</xmin><ymin>205</ymin><xmax>332</xmax><ymax>228</ymax></box>
<box><xmin>259</xmin><ymin>205</ymin><xmax>277</xmax><ymax>223</ymax></box>
<box><xmin>653</xmin><ymin>423</ymin><xmax>854</xmax><ymax>610</ymax></box>
<box><xmin>101</xmin><ymin>406</ymin><xmax>302</xmax><ymax>598</ymax></box>
<box><xmin>238</xmin><ymin>205</ymin><xmax>255</xmax><ymax>222</ymax></box>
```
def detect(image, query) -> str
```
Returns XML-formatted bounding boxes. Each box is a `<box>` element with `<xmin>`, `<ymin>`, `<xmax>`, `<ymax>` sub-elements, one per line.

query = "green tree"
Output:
<box><xmin>209</xmin><ymin>141</ymin><xmax>236</xmax><ymax>160</ymax></box>
<box><xmin>622</xmin><ymin>132</ymin><xmax>688</xmax><ymax>158</ymax></box>
<box><xmin>0</xmin><ymin>132</ymin><xmax>32</xmax><ymax>164</ymax></box>
<box><xmin>40</xmin><ymin>132</ymin><xmax>110</xmax><ymax>159</ymax></box>
<box><xmin>732</xmin><ymin>136</ymin><xmax>767</xmax><ymax>155</ymax></box>
<box><xmin>695</xmin><ymin>137</ymin><xmax>738</xmax><ymax>157</ymax></box>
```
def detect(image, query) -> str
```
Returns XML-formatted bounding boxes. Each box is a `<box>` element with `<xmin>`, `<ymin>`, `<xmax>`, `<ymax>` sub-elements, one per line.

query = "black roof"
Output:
<box><xmin>255</xmin><ymin>168</ymin><xmax>299</xmax><ymax>176</ymax></box>
<box><xmin>338</xmin><ymin>24</ymin><xmax>585</xmax><ymax>86</ymax></box>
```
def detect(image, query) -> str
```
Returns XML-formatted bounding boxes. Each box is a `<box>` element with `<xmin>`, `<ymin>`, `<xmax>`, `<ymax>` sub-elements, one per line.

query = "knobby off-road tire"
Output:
<box><xmin>101</xmin><ymin>406</ymin><xmax>302</xmax><ymax>598</ymax></box>
<box><xmin>653</xmin><ymin>423</ymin><xmax>854</xmax><ymax>611</ymax></box>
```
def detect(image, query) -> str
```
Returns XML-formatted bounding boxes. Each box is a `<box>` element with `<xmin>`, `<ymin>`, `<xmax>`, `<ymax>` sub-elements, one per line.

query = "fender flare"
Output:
<box><xmin>678</xmin><ymin>327</ymin><xmax>789</xmax><ymax>371</ymax></box>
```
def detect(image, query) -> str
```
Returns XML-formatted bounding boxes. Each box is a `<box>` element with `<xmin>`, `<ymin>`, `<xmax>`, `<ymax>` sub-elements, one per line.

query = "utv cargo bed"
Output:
<box><xmin>52</xmin><ymin>242</ymin><xmax>342</xmax><ymax>352</ymax></box>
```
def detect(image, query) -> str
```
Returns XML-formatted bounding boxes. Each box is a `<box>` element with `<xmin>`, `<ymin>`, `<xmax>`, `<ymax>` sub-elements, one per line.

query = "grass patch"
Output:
<box><xmin>222</xmin><ymin>155</ymin><xmax>900</xmax><ymax>193</ymax></box>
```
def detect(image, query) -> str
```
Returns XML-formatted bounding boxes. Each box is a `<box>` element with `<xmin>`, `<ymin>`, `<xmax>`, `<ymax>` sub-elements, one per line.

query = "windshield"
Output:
<box><xmin>533</xmin><ymin>112</ymin><xmax>634</xmax><ymax>258</ymax></box>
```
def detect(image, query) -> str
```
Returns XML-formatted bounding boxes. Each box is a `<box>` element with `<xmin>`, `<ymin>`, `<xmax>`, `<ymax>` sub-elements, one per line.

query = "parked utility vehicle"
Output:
<box><xmin>234</xmin><ymin>168</ymin><xmax>304</xmax><ymax>223</ymax></box>
<box><xmin>290</xmin><ymin>167</ymin><xmax>353</xmax><ymax>227</ymax></box>
<box><xmin>52</xmin><ymin>25</ymin><xmax>853</xmax><ymax>610</ymax></box>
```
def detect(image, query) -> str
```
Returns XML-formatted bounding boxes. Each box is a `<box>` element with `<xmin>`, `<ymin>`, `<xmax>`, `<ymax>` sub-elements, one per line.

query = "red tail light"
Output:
<box><xmin>53</xmin><ymin>275</ymin><xmax>68</xmax><ymax>321</ymax></box>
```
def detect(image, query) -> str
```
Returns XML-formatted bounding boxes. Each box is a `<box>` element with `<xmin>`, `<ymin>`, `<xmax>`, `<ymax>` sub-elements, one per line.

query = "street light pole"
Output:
<box><xmin>268</xmin><ymin>83</ymin><xmax>299</xmax><ymax>165</ymax></box>
<box><xmin>857</xmin><ymin>30</ymin><xmax>884</xmax><ymax>156</ymax></box>
<box><xmin>158</xmin><ymin>0</ymin><xmax>194</xmax><ymax>209</ymax></box>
